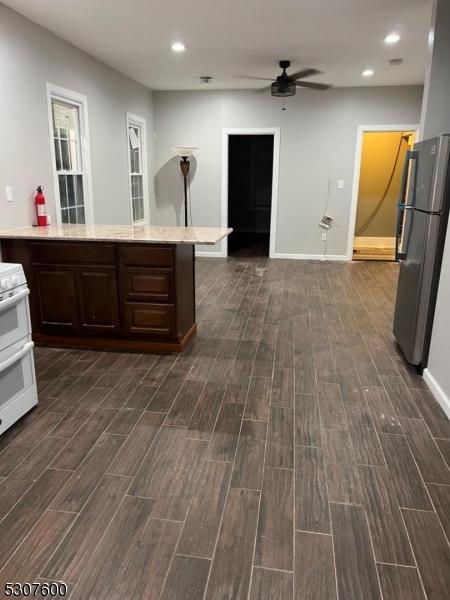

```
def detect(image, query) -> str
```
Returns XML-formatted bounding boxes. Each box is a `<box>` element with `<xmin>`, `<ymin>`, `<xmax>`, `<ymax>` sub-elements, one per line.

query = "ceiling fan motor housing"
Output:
<box><xmin>272</xmin><ymin>59</ymin><xmax>296</xmax><ymax>96</ymax></box>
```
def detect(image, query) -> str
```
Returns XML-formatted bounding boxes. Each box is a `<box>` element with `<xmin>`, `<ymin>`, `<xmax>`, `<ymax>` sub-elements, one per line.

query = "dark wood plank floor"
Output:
<box><xmin>1</xmin><ymin>257</ymin><xmax>450</xmax><ymax>599</ymax></box>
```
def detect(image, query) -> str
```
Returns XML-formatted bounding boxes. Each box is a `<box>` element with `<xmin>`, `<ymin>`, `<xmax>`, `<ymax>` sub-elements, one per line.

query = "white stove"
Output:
<box><xmin>0</xmin><ymin>262</ymin><xmax>38</xmax><ymax>435</ymax></box>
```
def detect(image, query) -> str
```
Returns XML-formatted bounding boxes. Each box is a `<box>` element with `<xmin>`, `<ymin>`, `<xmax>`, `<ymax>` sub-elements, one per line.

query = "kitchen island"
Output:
<box><xmin>0</xmin><ymin>224</ymin><xmax>231</xmax><ymax>353</ymax></box>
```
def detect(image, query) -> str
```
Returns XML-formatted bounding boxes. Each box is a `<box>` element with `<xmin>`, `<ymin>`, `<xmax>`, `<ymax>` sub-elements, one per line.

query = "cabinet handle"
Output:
<box><xmin>0</xmin><ymin>341</ymin><xmax>34</xmax><ymax>374</ymax></box>
<box><xmin>0</xmin><ymin>288</ymin><xmax>29</xmax><ymax>314</ymax></box>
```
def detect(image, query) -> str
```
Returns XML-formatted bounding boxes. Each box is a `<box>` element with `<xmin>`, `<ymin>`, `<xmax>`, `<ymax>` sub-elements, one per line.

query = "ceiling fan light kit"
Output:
<box><xmin>271</xmin><ymin>80</ymin><xmax>297</xmax><ymax>97</ymax></box>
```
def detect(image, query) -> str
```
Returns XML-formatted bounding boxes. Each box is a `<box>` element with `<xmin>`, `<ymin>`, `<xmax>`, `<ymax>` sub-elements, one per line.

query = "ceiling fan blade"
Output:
<box><xmin>233</xmin><ymin>74</ymin><xmax>275</xmax><ymax>81</ymax></box>
<box><xmin>290</xmin><ymin>68</ymin><xmax>322</xmax><ymax>80</ymax></box>
<box><xmin>296</xmin><ymin>81</ymin><xmax>332</xmax><ymax>90</ymax></box>
<box><xmin>254</xmin><ymin>85</ymin><xmax>272</xmax><ymax>93</ymax></box>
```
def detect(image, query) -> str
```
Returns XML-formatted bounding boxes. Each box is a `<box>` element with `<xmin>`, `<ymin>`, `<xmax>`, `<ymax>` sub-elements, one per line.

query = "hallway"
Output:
<box><xmin>0</xmin><ymin>258</ymin><xmax>449</xmax><ymax>599</ymax></box>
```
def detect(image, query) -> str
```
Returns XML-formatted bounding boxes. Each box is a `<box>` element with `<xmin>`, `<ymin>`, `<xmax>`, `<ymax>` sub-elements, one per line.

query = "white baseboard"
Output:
<box><xmin>423</xmin><ymin>368</ymin><xmax>450</xmax><ymax>421</ymax></box>
<box><xmin>195</xmin><ymin>250</ymin><xmax>226</xmax><ymax>258</ymax></box>
<box><xmin>273</xmin><ymin>253</ymin><xmax>348</xmax><ymax>261</ymax></box>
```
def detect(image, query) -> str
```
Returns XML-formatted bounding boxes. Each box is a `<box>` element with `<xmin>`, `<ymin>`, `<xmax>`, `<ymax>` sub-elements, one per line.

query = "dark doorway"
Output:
<box><xmin>228</xmin><ymin>134</ymin><xmax>274</xmax><ymax>257</ymax></box>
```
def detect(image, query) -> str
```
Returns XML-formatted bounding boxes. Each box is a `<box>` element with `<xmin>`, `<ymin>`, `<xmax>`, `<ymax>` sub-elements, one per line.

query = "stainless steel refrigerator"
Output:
<box><xmin>393</xmin><ymin>134</ymin><xmax>450</xmax><ymax>371</ymax></box>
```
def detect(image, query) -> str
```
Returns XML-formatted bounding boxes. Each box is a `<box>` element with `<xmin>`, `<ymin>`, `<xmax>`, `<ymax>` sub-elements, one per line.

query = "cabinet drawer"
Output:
<box><xmin>124</xmin><ymin>302</ymin><xmax>175</xmax><ymax>336</ymax></box>
<box><xmin>123</xmin><ymin>268</ymin><xmax>174</xmax><ymax>301</ymax></box>
<box><xmin>30</xmin><ymin>242</ymin><xmax>116</xmax><ymax>265</ymax></box>
<box><xmin>120</xmin><ymin>245</ymin><xmax>174</xmax><ymax>267</ymax></box>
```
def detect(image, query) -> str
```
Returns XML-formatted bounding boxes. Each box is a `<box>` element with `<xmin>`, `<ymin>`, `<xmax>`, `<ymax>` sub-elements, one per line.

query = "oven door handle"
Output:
<box><xmin>0</xmin><ymin>288</ymin><xmax>30</xmax><ymax>313</ymax></box>
<box><xmin>0</xmin><ymin>341</ymin><xmax>34</xmax><ymax>374</ymax></box>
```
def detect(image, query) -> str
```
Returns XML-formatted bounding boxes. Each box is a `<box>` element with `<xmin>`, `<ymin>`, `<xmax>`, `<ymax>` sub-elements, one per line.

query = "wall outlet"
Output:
<box><xmin>6</xmin><ymin>186</ymin><xmax>13</xmax><ymax>202</ymax></box>
<box><xmin>322</xmin><ymin>232</ymin><xmax>327</xmax><ymax>241</ymax></box>
<box><xmin>338</xmin><ymin>179</ymin><xmax>344</xmax><ymax>189</ymax></box>
<box><xmin>319</xmin><ymin>214</ymin><xmax>332</xmax><ymax>229</ymax></box>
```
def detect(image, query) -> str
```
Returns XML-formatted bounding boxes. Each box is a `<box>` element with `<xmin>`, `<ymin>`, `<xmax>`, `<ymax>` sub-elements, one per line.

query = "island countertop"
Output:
<box><xmin>0</xmin><ymin>224</ymin><xmax>232</xmax><ymax>245</ymax></box>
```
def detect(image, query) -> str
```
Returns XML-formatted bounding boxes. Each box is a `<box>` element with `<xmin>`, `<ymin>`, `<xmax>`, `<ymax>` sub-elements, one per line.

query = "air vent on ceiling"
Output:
<box><xmin>389</xmin><ymin>58</ymin><xmax>404</xmax><ymax>66</ymax></box>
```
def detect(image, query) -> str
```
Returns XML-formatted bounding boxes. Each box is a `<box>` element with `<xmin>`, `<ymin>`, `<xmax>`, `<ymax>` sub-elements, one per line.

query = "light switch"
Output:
<box><xmin>338</xmin><ymin>179</ymin><xmax>344</xmax><ymax>189</ymax></box>
<box><xmin>6</xmin><ymin>186</ymin><xmax>13</xmax><ymax>202</ymax></box>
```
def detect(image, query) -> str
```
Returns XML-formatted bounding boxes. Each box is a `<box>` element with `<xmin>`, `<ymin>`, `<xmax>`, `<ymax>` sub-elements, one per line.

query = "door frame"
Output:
<box><xmin>221</xmin><ymin>127</ymin><xmax>280</xmax><ymax>258</ymax></box>
<box><xmin>346</xmin><ymin>123</ymin><xmax>419</xmax><ymax>261</ymax></box>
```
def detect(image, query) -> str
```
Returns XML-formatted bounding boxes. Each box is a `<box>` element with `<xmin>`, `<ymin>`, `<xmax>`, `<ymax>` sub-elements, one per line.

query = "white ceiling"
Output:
<box><xmin>4</xmin><ymin>0</ymin><xmax>432</xmax><ymax>90</ymax></box>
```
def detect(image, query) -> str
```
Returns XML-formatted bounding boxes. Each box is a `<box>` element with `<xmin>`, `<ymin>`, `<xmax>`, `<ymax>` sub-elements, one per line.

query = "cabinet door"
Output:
<box><xmin>34</xmin><ymin>265</ymin><xmax>78</xmax><ymax>329</ymax></box>
<box><xmin>75</xmin><ymin>266</ymin><xmax>119</xmax><ymax>332</ymax></box>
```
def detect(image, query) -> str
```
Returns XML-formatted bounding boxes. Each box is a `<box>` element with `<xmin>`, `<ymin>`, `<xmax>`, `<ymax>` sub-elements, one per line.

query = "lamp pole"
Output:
<box><xmin>171</xmin><ymin>147</ymin><xmax>197</xmax><ymax>227</ymax></box>
<box><xmin>180</xmin><ymin>156</ymin><xmax>190</xmax><ymax>227</ymax></box>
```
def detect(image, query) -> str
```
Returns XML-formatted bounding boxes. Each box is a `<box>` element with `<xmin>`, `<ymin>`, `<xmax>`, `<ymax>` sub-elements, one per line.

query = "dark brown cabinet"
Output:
<box><xmin>34</xmin><ymin>265</ymin><xmax>79</xmax><ymax>329</ymax></box>
<box><xmin>121</xmin><ymin>267</ymin><xmax>174</xmax><ymax>302</ymax></box>
<box><xmin>34</xmin><ymin>264</ymin><xmax>119</xmax><ymax>333</ymax></box>
<box><xmin>76</xmin><ymin>266</ymin><xmax>119</xmax><ymax>332</ymax></box>
<box><xmin>124</xmin><ymin>302</ymin><xmax>175</xmax><ymax>336</ymax></box>
<box><xmin>1</xmin><ymin>238</ymin><xmax>196</xmax><ymax>353</ymax></box>
<box><xmin>120</xmin><ymin>244</ymin><xmax>174</xmax><ymax>267</ymax></box>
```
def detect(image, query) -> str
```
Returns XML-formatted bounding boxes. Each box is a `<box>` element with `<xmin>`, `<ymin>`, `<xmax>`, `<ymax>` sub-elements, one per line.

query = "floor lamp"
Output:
<box><xmin>171</xmin><ymin>146</ymin><xmax>198</xmax><ymax>227</ymax></box>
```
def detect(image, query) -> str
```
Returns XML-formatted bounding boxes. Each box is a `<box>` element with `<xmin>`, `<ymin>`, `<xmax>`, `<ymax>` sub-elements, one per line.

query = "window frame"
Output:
<box><xmin>46</xmin><ymin>82</ymin><xmax>94</xmax><ymax>225</ymax></box>
<box><xmin>126</xmin><ymin>112</ymin><xmax>149</xmax><ymax>225</ymax></box>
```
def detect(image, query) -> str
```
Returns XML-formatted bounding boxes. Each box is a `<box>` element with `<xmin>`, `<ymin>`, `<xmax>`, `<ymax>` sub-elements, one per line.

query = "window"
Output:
<box><xmin>47</xmin><ymin>84</ymin><xmax>93</xmax><ymax>224</ymax></box>
<box><xmin>127</xmin><ymin>113</ymin><xmax>149</xmax><ymax>224</ymax></box>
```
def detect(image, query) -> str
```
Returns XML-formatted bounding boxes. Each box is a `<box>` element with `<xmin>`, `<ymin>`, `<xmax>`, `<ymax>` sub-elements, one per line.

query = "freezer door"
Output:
<box><xmin>395</xmin><ymin>150</ymin><xmax>417</xmax><ymax>261</ymax></box>
<box><xmin>413</xmin><ymin>135</ymin><xmax>450</xmax><ymax>213</ymax></box>
<box><xmin>393</xmin><ymin>208</ymin><xmax>441</xmax><ymax>365</ymax></box>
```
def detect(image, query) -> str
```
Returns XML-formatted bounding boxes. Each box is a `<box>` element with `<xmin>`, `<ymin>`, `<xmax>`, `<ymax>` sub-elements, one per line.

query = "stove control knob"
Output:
<box><xmin>11</xmin><ymin>275</ymin><xmax>20</xmax><ymax>286</ymax></box>
<box><xmin>1</xmin><ymin>278</ymin><xmax>10</xmax><ymax>290</ymax></box>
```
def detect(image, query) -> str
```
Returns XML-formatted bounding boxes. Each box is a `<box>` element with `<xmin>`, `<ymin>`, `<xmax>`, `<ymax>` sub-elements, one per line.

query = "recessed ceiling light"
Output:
<box><xmin>385</xmin><ymin>33</ymin><xmax>400</xmax><ymax>44</ymax></box>
<box><xmin>362</xmin><ymin>69</ymin><xmax>374</xmax><ymax>77</ymax></box>
<box><xmin>171</xmin><ymin>42</ymin><xmax>186</xmax><ymax>52</ymax></box>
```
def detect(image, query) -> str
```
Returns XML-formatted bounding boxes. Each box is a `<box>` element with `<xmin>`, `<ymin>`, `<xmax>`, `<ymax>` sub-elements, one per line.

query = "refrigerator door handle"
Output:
<box><xmin>395</xmin><ymin>150</ymin><xmax>418</xmax><ymax>261</ymax></box>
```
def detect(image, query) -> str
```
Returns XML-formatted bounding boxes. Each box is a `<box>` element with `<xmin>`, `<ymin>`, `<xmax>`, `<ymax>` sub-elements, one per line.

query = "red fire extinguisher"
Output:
<box><xmin>35</xmin><ymin>186</ymin><xmax>48</xmax><ymax>226</ymax></box>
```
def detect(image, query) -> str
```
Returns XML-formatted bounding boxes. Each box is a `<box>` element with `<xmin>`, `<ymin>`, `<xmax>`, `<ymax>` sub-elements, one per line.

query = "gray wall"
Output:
<box><xmin>422</xmin><ymin>0</ymin><xmax>450</xmax><ymax>410</ymax></box>
<box><xmin>429</xmin><ymin>221</ymin><xmax>450</xmax><ymax>408</ymax></box>
<box><xmin>153</xmin><ymin>86</ymin><xmax>423</xmax><ymax>256</ymax></box>
<box><xmin>0</xmin><ymin>4</ymin><xmax>154</xmax><ymax>229</ymax></box>
<box><xmin>420</xmin><ymin>0</ymin><xmax>450</xmax><ymax>139</ymax></box>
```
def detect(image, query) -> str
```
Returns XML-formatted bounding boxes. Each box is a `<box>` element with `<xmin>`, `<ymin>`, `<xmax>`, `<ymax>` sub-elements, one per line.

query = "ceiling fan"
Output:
<box><xmin>236</xmin><ymin>60</ymin><xmax>332</xmax><ymax>97</ymax></box>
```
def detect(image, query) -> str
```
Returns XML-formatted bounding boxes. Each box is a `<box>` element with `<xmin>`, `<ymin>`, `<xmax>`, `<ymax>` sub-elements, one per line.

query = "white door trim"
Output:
<box><xmin>346</xmin><ymin>123</ymin><xmax>419</xmax><ymax>261</ymax></box>
<box><xmin>46</xmin><ymin>82</ymin><xmax>94</xmax><ymax>225</ymax></box>
<box><xmin>126</xmin><ymin>112</ymin><xmax>150</xmax><ymax>225</ymax></box>
<box><xmin>221</xmin><ymin>127</ymin><xmax>280</xmax><ymax>258</ymax></box>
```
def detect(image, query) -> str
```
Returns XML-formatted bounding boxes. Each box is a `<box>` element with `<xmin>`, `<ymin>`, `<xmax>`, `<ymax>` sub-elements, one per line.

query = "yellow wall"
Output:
<box><xmin>355</xmin><ymin>131</ymin><xmax>414</xmax><ymax>238</ymax></box>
